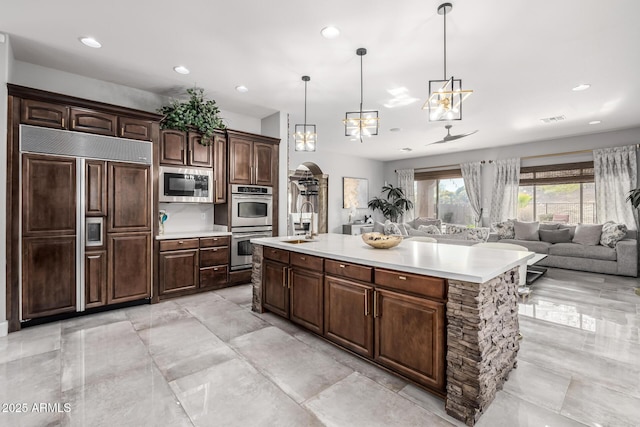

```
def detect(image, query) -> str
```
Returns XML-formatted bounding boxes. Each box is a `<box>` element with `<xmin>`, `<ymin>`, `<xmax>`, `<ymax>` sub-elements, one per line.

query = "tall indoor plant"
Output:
<box><xmin>158</xmin><ymin>87</ymin><xmax>226</xmax><ymax>145</ymax></box>
<box><xmin>367</xmin><ymin>184</ymin><xmax>413</xmax><ymax>223</ymax></box>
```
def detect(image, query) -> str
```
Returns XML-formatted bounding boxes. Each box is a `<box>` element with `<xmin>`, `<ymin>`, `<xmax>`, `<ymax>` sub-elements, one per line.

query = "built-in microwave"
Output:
<box><xmin>159</xmin><ymin>166</ymin><xmax>213</xmax><ymax>203</ymax></box>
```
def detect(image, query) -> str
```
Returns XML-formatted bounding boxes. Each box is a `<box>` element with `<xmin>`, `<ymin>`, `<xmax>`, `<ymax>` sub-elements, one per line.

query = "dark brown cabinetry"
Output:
<box><xmin>69</xmin><ymin>108</ymin><xmax>117</xmax><ymax>136</ymax></box>
<box><xmin>108</xmin><ymin>162</ymin><xmax>150</xmax><ymax>232</ymax></box>
<box><xmin>21</xmin><ymin>99</ymin><xmax>68</xmax><ymax>129</ymax></box>
<box><xmin>160</xmin><ymin>130</ymin><xmax>213</xmax><ymax>168</ymax></box>
<box><xmin>290</xmin><ymin>267</ymin><xmax>324</xmax><ymax>334</ymax></box>
<box><xmin>118</xmin><ymin>117</ymin><xmax>152</xmax><ymax>141</ymax></box>
<box><xmin>189</xmin><ymin>133</ymin><xmax>213</xmax><ymax>168</ymax></box>
<box><xmin>85</xmin><ymin>250</ymin><xmax>107</xmax><ymax>309</ymax></box>
<box><xmin>86</xmin><ymin>160</ymin><xmax>107</xmax><ymax>216</ymax></box>
<box><xmin>159</xmin><ymin>245</ymin><xmax>199</xmax><ymax>296</ymax></box>
<box><xmin>108</xmin><ymin>233</ymin><xmax>151</xmax><ymax>304</ymax></box>
<box><xmin>228</xmin><ymin>135</ymin><xmax>277</xmax><ymax>186</ymax></box>
<box><xmin>263</xmin><ymin>259</ymin><xmax>290</xmax><ymax>318</ymax></box>
<box><xmin>213</xmin><ymin>133</ymin><xmax>227</xmax><ymax>203</ymax></box>
<box><xmin>199</xmin><ymin>236</ymin><xmax>229</xmax><ymax>289</ymax></box>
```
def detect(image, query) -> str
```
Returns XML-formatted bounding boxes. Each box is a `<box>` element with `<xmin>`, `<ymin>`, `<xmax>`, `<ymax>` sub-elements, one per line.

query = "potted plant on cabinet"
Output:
<box><xmin>158</xmin><ymin>87</ymin><xmax>226</xmax><ymax>145</ymax></box>
<box><xmin>367</xmin><ymin>184</ymin><xmax>413</xmax><ymax>223</ymax></box>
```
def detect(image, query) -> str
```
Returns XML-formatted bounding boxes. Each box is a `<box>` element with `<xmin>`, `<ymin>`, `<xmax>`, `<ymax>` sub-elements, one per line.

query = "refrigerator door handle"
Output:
<box><xmin>77</xmin><ymin>159</ymin><xmax>86</xmax><ymax>312</ymax></box>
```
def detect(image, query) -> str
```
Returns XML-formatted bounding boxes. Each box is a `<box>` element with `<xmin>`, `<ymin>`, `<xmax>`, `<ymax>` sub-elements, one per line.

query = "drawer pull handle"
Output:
<box><xmin>121</xmin><ymin>126</ymin><xmax>124</xmax><ymax>136</ymax></box>
<box><xmin>364</xmin><ymin>289</ymin><xmax>369</xmax><ymax>316</ymax></box>
<box><xmin>178</xmin><ymin>241</ymin><xmax>184</xmax><ymax>244</ymax></box>
<box><xmin>213</xmin><ymin>248</ymin><xmax>218</xmax><ymax>251</ymax></box>
<box><xmin>213</xmin><ymin>267</ymin><xmax>218</xmax><ymax>271</ymax></box>
<box><xmin>61</xmin><ymin>118</ymin><xmax>65</xmax><ymax>127</ymax></box>
<box><xmin>339</xmin><ymin>264</ymin><xmax>346</xmax><ymax>268</ymax></box>
<box><xmin>373</xmin><ymin>291</ymin><xmax>379</xmax><ymax>318</ymax></box>
<box><xmin>398</xmin><ymin>276</ymin><xmax>407</xmax><ymax>280</ymax></box>
<box><xmin>282</xmin><ymin>267</ymin><xmax>286</xmax><ymax>287</ymax></box>
<box><xmin>300</xmin><ymin>256</ymin><xmax>306</xmax><ymax>260</ymax></box>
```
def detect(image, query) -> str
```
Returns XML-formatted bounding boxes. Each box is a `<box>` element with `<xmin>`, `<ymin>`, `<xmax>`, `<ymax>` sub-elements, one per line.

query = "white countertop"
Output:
<box><xmin>156</xmin><ymin>231</ymin><xmax>232</xmax><ymax>240</ymax></box>
<box><xmin>251</xmin><ymin>233</ymin><xmax>534</xmax><ymax>283</ymax></box>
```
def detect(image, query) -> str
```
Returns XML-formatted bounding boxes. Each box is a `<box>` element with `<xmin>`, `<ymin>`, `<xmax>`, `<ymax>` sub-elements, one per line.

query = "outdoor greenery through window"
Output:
<box><xmin>517</xmin><ymin>162</ymin><xmax>595</xmax><ymax>224</ymax></box>
<box><xmin>414</xmin><ymin>169</ymin><xmax>475</xmax><ymax>225</ymax></box>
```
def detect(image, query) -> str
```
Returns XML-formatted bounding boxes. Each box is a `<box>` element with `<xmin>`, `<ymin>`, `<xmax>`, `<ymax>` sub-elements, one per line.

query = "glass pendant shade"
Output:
<box><xmin>343</xmin><ymin>48</ymin><xmax>379</xmax><ymax>142</ymax></box>
<box><xmin>294</xmin><ymin>75</ymin><xmax>317</xmax><ymax>152</ymax></box>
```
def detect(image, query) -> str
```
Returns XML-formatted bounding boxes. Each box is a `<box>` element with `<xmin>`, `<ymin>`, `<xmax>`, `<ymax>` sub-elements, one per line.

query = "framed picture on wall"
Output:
<box><xmin>343</xmin><ymin>177</ymin><xmax>368</xmax><ymax>209</ymax></box>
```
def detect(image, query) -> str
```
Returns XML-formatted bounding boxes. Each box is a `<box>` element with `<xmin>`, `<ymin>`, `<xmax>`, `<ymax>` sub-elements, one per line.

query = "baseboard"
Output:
<box><xmin>0</xmin><ymin>320</ymin><xmax>8</xmax><ymax>337</ymax></box>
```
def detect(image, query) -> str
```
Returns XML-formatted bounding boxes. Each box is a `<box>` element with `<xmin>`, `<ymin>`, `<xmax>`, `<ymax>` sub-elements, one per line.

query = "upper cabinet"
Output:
<box><xmin>69</xmin><ymin>108</ymin><xmax>117</xmax><ymax>136</ymax></box>
<box><xmin>118</xmin><ymin>117</ymin><xmax>153</xmax><ymax>141</ymax></box>
<box><xmin>213</xmin><ymin>133</ymin><xmax>227</xmax><ymax>204</ymax></box>
<box><xmin>21</xmin><ymin>99</ymin><xmax>68</xmax><ymax>129</ymax></box>
<box><xmin>160</xmin><ymin>129</ymin><xmax>213</xmax><ymax>168</ymax></box>
<box><xmin>107</xmin><ymin>162</ymin><xmax>151</xmax><ymax>233</ymax></box>
<box><xmin>228</xmin><ymin>133</ymin><xmax>279</xmax><ymax>186</ymax></box>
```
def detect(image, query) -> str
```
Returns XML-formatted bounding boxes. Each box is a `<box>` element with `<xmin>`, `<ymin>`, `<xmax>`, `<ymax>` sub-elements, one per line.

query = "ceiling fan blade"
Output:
<box><xmin>443</xmin><ymin>129</ymin><xmax>479</xmax><ymax>142</ymax></box>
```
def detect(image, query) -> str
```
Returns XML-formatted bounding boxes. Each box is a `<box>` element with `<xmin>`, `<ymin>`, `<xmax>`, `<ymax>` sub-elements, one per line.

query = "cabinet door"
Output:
<box><xmin>200</xmin><ymin>265</ymin><xmax>228</xmax><ymax>289</ymax></box>
<box><xmin>159</xmin><ymin>249</ymin><xmax>198</xmax><ymax>296</ymax></box>
<box><xmin>22</xmin><ymin>154</ymin><xmax>76</xmax><ymax>236</ymax></box>
<box><xmin>324</xmin><ymin>275</ymin><xmax>374</xmax><ymax>358</ymax></box>
<box><xmin>213</xmin><ymin>134</ymin><xmax>227</xmax><ymax>203</ymax></box>
<box><xmin>262</xmin><ymin>259</ymin><xmax>289</xmax><ymax>318</ymax></box>
<box><xmin>188</xmin><ymin>132</ymin><xmax>213</xmax><ymax>168</ymax></box>
<box><xmin>290</xmin><ymin>267</ymin><xmax>324</xmax><ymax>334</ymax></box>
<box><xmin>86</xmin><ymin>160</ymin><xmax>107</xmax><ymax>216</ymax></box>
<box><xmin>253</xmin><ymin>142</ymin><xmax>275</xmax><ymax>186</ymax></box>
<box><xmin>374</xmin><ymin>289</ymin><xmax>446</xmax><ymax>392</ymax></box>
<box><xmin>85</xmin><ymin>250</ymin><xmax>107</xmax><ymax>309</ymax></box>
<box><xmin>108</xmin><ymin>233</ymin><xmax>151</xmax><ymax>303</ymax></box>
<box><xmin>200</xmin><ymin>246</ymin><xmax>229</xmax><ymax>268</ymax></box>
<box><xmin>108</xmin><ymin>162</ymin><xmax>150</xmax><ymax>232</ymax></box>
<box><xmin>21</xmin><ymin>99</ymin><xmax>68</xmax><ymax>129</ymax></box>
<box><xmin>229</xmin><ymin>137</ymin><xmax>252</xmax><ymax>184</ymax></box>
<box><xmin>69</xmin><ymin>108</ymin><xmax>117</xmax><ymax>136</ymax></box>
<box><xmin>22</xmin><ymin>236</ymin><xmax>76</xmax><ymax>319</ymax></box>
<box><xmin>160</xmin><ymin>130</ymin><xmax>187</xmax><ymax>165</ymax></box>
<box><xmin>118</xmin><ymin>117</ymin><xmax>152</xmax><ymax>141</ymax></box>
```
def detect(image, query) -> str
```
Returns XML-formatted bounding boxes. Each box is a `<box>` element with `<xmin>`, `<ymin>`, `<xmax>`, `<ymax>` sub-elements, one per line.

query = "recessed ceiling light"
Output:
<box><xmin>399</xmin><ymin>147</ymin><xmax>412</xmax><ymax>152</ymax></box>
<box><xmin>589</xmin><ymin>120</ymin><xmax>602</xmax><ymax>125</ymax></box>
<box><xmin>173</xmin><ymin>65</ymin><xmax>190</xmax><ymax>75</ymax></box>
<box><xmin>572</xmin><ymin>84</ymin><xmax>591</xmax><ymax>91</ymax></box>
<box><xmin>390</xmin><ymin>128</ymin><xmax>402</xmax><ymax>132</ymax></box>
<box><xmin>320</xmin><ymin>26</ymin><xmax>340</xmax><ymax>39</ymax></box>
<box><xmin>235</xmin><ymin>85</ymin><xmax>249</xmax><ymax>93</ymax></box>
<box><xmin>79</xmin><ymin>37</ymin><xmax>101</xmax><ymax>48</ymax></box>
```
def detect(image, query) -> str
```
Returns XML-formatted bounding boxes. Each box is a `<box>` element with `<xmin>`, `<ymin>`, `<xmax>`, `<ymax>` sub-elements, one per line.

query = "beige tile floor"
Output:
<box><xmin>1</xmin><ymin>267</ymin><xmax>639</xmax><ymax>426</ymax></box>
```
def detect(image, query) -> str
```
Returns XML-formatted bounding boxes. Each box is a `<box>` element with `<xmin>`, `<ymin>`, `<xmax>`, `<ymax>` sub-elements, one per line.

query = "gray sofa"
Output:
<box><xmin>494</xmin><ymin>228</ymin><xmax>637</xmax><ymax>277</ymax></box>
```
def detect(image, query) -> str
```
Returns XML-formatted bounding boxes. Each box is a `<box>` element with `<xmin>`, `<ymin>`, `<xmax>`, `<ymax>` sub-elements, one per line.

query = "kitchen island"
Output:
<box><xmin>250</xmin><ymin>234</ymin><xmax>533</xmax><ymax>426</ymax></box>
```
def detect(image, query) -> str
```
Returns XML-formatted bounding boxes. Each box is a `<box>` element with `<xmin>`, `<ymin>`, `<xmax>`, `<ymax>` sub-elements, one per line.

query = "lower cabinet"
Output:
<box><xmin>85</xmin><ymin>250</ymin><xmax>107</xmax><ymax>309</ymax></box>
<box><xmin>290</xmin><ymin>267</ymin><xmax>324</xmax><ymax>334</ymax></box>
<box><xmin>374</xmin><ymin>289</ymin><xmax>446</xmax><ymax>391</ymax></box>
<box><xmin>159</xmin><ymin>249</ymin><xmax>198</xmax><ymax>295</ymax></box>
<box><xmin>262</xmin><ymin>259</ymin><xmax>289</xmax><ymax>317</ymax></box>
<box><xmin>108</xmin><ymin>232</ymin><xmax>151</xmax><ymax>304</ymax></box>
<box><xmin>324</xmin><ymin>275</ymin><xmax>374</xmax><ymax>358</ymax></box>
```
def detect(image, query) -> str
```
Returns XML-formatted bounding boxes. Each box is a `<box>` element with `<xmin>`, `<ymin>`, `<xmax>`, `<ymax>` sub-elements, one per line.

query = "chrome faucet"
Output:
<box><xmin>299</xmin><ymin>201</ymin><xmax>316</xmax><ymax>239</ymax></box>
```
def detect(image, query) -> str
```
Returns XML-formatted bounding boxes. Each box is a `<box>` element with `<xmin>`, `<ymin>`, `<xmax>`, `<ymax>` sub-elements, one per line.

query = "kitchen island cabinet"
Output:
<box><xmin>251</xmin><ymin>233</ymin><xmax>532</xmax><ymax>426</ymax></box>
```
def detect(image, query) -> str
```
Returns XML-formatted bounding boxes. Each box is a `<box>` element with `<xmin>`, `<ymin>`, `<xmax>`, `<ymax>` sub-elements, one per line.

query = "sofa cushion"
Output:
<box><xmin>383</xmin><ymin>220</ymin><xmax>405</xmax><ymax>236</ymax></box>
<box><xmin>514</xmin><ymin>220</ymin><xmax>540</xmax><ymax>241</ymax></box>
<box><xmin>573</xmin><ymin>224</ymin><xmax>603</xmax><ymax>246</ymax></box>
<box><xmin>600</xmin><ymin>221</ymin><xmax>628</xmax><ymax>248</ymax></box>
<box><xmin>418</xmin><ymin>224</ymin><xmax>441</xmax><ymax>234</ymax></box>
<box><xmin>446</xmin><ymin>224</ymin><xmax>468</xmax><ymax>235</ymax></box>
<box><xmin>549</xmin><ymin>243</ymin><xmax>617</xmax><ymax>261</ymax></box>
<box><xmin>412</xmin><ymin>217</ymin><xmax>441</xmax><ymax>229</ymax></box>
<box><xmin>539</xmin><ymin>228</ymin><xmax>572</xmax><ymax>244</ymax></box>
<box><xmin>499</xmin><ymin>239</ymin><xmax>553</xmax><ymax>254</ymax></box>
<box><xmin>466</xmin><ymin>228</ymin><xmax>490</xmax><ymax>242</ymax></box>
<box><xmin>492</xmin><ymin>219</ymin><xmax>515</xmax><ymax>239</ymax></box>
<box><xmin>539</xmin><ymin>223</ymin><xmax>561</xmax><ymax>230</ymax></box>
<box><xmin>373</xmin><ymin>221</ymin><xmax>385</xmax><ymax>233</ymax></box>
<box><xmin>558</xmin><ymin>224</ymin><xmax>577</xmax><ymax>239</ymax></box>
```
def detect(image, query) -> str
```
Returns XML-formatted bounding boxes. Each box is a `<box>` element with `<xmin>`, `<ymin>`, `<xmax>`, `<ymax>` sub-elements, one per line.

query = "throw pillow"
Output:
<box><xmin>600</xmin><ymin>221</ymin><xmax>628</xmax><ymax>248</ymax></box>
<box><xmin>417</xmin><ymin>224</ymin><xmax>441</xmax><ymax>235</ymax></box>
<box><xmin>446</xmin><ymin>224</ymin><xmax>468</xmax><ymax>235</ymax></box>
<box><xmin>539</xmin><ymin>223</ymin><xmax>561</xmax><ymax>231</ymax></box>
<box><xmin>539</xmin><ymin>228</ymin><xmax>572</xmax><ymax>243</ymax></box>
<box><xmin>383</xmin><ymin>220</ymin><xmax>403</xmax><ymax>236</ymax></box>
<box><xmin>491</xmin><ymin>219</ymin><xmax>515</xmax><ymax>239</ymax></box>
<box><xmin>558</xmin><ymin>224</ymin><xmax>577</xmax><ymax>239</ymax></box>
<box><xmin>514</xmin><ymin>220</ymin><xmax>540</xmax><ymax>241</ymax></box>
<box><xmin>373</xmin><ymin>221</ymin><xmax>385</xmax><ymax>234</ymax></box>
<box><xmin>466</xmin><ymin>227</ymin><xmax>490</xmax><ymax>242</ymax></box>
<box><xmin>413</xmin><ymin>217</ymin><xmax>442</xmax><ymax>229</ymax></box>
<box><xmin>572</xmin><ymin>223</ymin><xmax>604</xmax><ymax>246</ymax></box>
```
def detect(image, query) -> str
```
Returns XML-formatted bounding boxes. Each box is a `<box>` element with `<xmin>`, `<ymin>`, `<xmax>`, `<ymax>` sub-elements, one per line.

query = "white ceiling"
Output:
<box><xmin>2</xmin><ymin>0</ymin><xmax>640</xmax><ymax>161</ymax></box>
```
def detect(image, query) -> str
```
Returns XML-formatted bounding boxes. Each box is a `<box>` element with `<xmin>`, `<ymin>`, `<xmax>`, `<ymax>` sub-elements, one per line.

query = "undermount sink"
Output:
<box><xmin>282</xmin><ymin>239</ymin><xmax>313</xmax><ymax>244</ymax></box>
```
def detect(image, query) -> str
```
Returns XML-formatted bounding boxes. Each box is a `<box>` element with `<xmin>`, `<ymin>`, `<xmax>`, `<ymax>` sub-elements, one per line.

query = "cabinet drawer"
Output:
<box><xmin>264</xmin><ymin>247</ymin><xmax>289</xmax><ymax>264</ymax></box>
<box><xmin>200</xmin><ymin>246</ymin><xmax>229</xmax><ymax>267</ymax></box>
<box><xmin>290</xmin><ymin>252</ymin><xmax>323</xmax><ymax>272</ymax></box>
<box><xmin>159</xmin><ymin>238</ymin><xmax>199</xmax><ymax>252</ymax></box>
<box><xmin>374</xmin><ymin>268</ymin><xmax>446</xmax><ymax>300</ymax></box>
<box><xmin>200</xmin><ymin>236</ymin><xmax>230</xmax><ymax>248</ymax></box>
<box><xmin>325</xmin><ymin>259</ymin><xmax>372</xmax><ymax>282</ymax></box>
<box><xmin>200</xmin><ymin>266</ymin><xmax>228</xmax><ymax>288</ymax></box>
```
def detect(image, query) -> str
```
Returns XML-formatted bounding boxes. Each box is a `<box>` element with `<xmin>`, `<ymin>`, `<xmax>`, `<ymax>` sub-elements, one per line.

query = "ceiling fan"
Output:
<box><xmin>427</xmin><ymin>125</ymin><xmax>478</xmax><ymax>145</ymax></box>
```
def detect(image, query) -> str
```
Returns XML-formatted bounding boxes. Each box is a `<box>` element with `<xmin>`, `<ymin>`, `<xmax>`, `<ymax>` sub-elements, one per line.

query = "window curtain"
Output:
<box><xmin>396</xmin><ymin>168</ymin><xmax>415</xmax><ymax>222</ymax></box>
<box><xmin>593</xmin><ymin>145</ymin><xmax>638</xmax><ymax>230</ymax></box>
<box><xmin>490</xmin><ymin>158</ymin><xmax>520</xmax><ymax>224</ymax></box>
<box><xmin>460</xmin><ymin>161</ymin><xmax>483</xmax><ymax>226</ymax></box>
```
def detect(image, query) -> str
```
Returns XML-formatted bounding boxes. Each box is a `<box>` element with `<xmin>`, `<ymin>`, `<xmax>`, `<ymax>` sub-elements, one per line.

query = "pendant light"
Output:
<box><xmin>343</xmin><ymin>48</ymin><xmax>379</xmax><ymax>143</ymax></box>
<box><xmin>422</xmin><ymin>2</ymin><xmax>473</xmax><ymax>121</ymax></box>
<box><xmin>294</xmin><ymin>76</ymin><xmax>317</xmax><ymax>152</ymax></box>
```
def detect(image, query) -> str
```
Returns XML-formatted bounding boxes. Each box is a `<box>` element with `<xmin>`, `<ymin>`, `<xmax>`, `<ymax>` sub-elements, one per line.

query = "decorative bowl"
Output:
<box><xmin>361</xmin><ymin>232</ymin><xmax>403</xmax><ymax>249</ymax></box>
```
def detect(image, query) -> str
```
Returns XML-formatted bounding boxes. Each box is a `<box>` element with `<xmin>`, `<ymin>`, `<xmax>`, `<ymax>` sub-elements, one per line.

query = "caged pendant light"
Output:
<box><xmin>294</xmin><ymin>75</ymin><xmax>317</xmax><ymax>152</ymax></box>
<box><xmin>343</xmin><ymin>48</ymin><xmax>379</xmax><ymax>143</ymax></box>
<box><xmin>422</xmin><ymin>2</ymin><xmax>473</xmax><ymax>121</ymax></box>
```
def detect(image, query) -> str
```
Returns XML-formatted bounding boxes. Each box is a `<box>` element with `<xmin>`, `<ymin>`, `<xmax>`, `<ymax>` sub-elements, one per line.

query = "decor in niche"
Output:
<box><xmin>158</xmin><ymin>87</ymin><xmax>226</xmax><ymax>145</ymax></box>
<box><xmin>343</xmin><ymin>177</ymin><xmax>368</xmax><ymax>209</ymax></box>
<box><xmin>343</xmin><ymin>48</ymin><xmax>379</xmax><ymax>142</ymax></box>
<box><xmin>294</xmin><ymin>76</ymin><xmax>317</xmax><ymax>152</ymax></box>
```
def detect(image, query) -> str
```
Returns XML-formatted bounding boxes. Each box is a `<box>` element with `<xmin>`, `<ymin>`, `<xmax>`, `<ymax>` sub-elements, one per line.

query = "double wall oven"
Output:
<box><xmin>230</xmin><ymin>184</ymin><xmax>273</xmax><ymax>270</ymax></box>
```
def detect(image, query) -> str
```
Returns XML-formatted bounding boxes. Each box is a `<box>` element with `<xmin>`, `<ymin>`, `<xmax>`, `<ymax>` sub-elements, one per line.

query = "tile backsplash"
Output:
<box><xmin>159</xmin><ymin>203</ymin><xmax>215</xmax><ymax>233</ymax></box>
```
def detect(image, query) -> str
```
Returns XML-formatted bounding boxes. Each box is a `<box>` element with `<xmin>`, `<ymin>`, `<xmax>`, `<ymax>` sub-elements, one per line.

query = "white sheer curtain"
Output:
<box><xmin>460</xmin><ymin>161</ymin><xmax>483</xmax><ymax>226</ymax></box>
<box><xmin>396</xmin><ymin>168</ymin><xmax>415</xmax><ymax>222</ymax></box>
<box><xmin>594</xmin><ymin>145</ymin><xmax>638</xmax><ymax>230</ymax></box>
<box><xmin>490</xmin><ymin>158</ymin><xmax>520</xmax><ymax>224</ymax></box>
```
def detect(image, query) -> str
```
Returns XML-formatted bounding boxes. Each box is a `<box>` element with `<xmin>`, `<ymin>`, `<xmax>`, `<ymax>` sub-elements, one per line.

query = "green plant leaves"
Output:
<box><xmin>158</xmin><ymin>87</ymin><xmax>226</xmax><ymax>144</ymax></box>
<box><xmin>367</xmin><ymin>184</ymin><xmax>413</xmax><ymax>222</ymax></box>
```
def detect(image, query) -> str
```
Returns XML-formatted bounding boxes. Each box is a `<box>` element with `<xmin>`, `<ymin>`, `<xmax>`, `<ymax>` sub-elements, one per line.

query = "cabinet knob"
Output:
<box><xmin>339</xmin><ymin>264</ymin><xmax>346</xmax><ymax>268</ymax></box>
<box><xmin>398</xmin><ymin>276</ymin><xmax>407</xmax><ymax>280</ymax></box>
<box><xmin>300</xmin><ymin>256</ymin><xmax>306</xmax><ymax>261</ymax></box>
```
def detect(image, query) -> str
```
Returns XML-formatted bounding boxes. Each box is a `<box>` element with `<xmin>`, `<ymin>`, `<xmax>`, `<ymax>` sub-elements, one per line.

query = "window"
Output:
<box><xmin>414</xmin><ymin>169</ymin><xmax>474</xmax><ymax>225</ymax></box>
<box><xmin>517</xmin><ymin>162</ymin><xmax>595</xmax><ymax>224</ymax></box>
